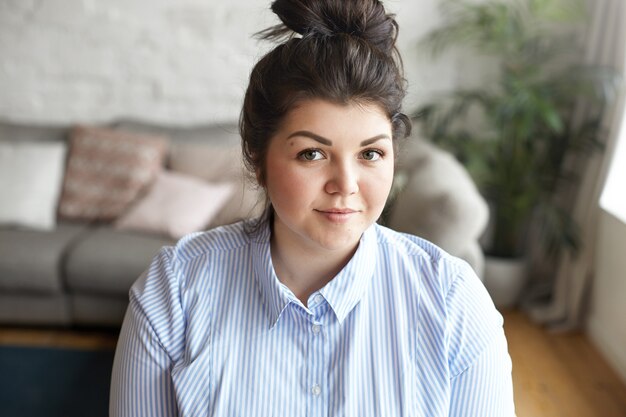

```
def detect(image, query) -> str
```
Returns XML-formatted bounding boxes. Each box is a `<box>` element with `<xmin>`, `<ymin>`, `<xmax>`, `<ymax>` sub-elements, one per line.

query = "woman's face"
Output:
<box><xmin>262</xmin><ymin>98</ymin><xmax>394</xmax><ymax>255</ymax></box>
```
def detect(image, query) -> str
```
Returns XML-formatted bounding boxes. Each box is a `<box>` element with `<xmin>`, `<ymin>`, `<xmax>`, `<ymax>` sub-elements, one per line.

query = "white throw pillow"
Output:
<box><xmin>114</xmin><ymin>170</ymin><xmax>235</xmax><ymax>239</ymax></box>
<box><xmin>0</xmin><ymin>141</ymin><xmax>67</xmax><ymax>230</ymax></box>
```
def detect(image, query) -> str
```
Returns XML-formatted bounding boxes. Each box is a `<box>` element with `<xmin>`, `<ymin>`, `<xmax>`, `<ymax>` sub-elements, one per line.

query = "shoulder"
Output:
<box><xmin>372</xmin><ymin>223</ymin><xmax>473</xmax><ymax>294</ymax></box>
<box><xmin>374</xmin><ymin>223</ymin><xmax>448</xmax><ymax>260</ymax></box>
<box><xmin>166</xmin><ymin>220</ymin><xmax>252</xmax><ymax>264</ymax></box>
<box><xmin>372</xmin><ymin>225</ymin><xmax>502</xmax><ymax>375</ymax></box>
<box><xmin>128</xmin><ymin>221</ymin><xmax>258</xmax><ymax>353</ymax></box>
<box><xmin>132</xmin><ymin>220</ymin><xmax>255</xmax><ymax>303</ymax></box>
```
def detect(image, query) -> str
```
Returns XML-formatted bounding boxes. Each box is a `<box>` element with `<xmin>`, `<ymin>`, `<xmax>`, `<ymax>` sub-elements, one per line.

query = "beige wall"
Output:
<box><xmin>586</xmin><ymin>209</ymin><xmax>626</xmax><ymax>384</ymax></box>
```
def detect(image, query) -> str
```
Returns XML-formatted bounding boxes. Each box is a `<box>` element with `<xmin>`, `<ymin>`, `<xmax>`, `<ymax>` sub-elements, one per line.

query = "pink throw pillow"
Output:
<box><xmin>58</xmin><ymin>125</ymin><xmax>168</xmax><ymax>221</ymax></box>
<box><xmin>114</xmin><ymin>171</ymin><xmax>235</xmax><ymax>239</ymax></box>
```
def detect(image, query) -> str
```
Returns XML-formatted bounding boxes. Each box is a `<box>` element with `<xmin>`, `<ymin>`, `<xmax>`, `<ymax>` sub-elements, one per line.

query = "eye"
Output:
<box><xmin>298</xmin><ymin>149</ymin><xmax>324</xmax><ymax>161</ymax></box>
<box><xmin>361</xmin><ymin>149</ymin><xmax>383</xmax><ymax>161</ymax></box>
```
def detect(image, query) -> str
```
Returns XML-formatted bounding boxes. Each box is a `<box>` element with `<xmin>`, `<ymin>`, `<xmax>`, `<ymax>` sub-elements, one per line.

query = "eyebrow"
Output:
<box><xmin>286</xmin><ymin>130</ymin><xmax>391</xmax><ymax>146</ymax></box>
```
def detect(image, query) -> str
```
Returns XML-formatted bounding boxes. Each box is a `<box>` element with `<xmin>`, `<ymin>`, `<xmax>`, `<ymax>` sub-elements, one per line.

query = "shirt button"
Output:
<box><xmin>311</xmin><ymin>384</ymin><xmax>321</xmax><ymax>396</ymax></box>
<box><xmin>311</xmin><ymin>324</ymin><xmax>321</xmax><ymax>334</ymax></box>
<box><xmin>313</xmin><ymin>294</ymin><xmax>324</xmax><ymax>305</ymax></box>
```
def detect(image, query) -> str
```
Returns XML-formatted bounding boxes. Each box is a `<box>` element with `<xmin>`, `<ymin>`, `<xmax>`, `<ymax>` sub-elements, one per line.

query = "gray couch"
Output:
<box><xmin>0</xmin><ymin>120</ymin><xmax>488</xmax><ymax>327</ymax></box>
<box><xmin>0</xmin><ymin>120</ymin><xmax>261</xmax><ymax>327</ymax></box>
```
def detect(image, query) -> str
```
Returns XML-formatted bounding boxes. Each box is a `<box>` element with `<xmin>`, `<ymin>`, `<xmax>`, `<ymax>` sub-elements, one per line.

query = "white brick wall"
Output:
<box><xmin>0</xmin><ymin>0</ymin><xmax>462</xmax><ymax>125</ymax></box>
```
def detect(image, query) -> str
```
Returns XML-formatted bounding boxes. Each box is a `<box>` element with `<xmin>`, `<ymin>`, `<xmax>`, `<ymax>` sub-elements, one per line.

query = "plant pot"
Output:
<box><xmin>483</xmin><ymin>256</ymin><xmax>528</xmax><ymax>309</ymax></box>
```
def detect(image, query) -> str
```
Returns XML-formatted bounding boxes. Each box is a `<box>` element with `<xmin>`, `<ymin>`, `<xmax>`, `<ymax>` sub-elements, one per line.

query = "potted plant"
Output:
<box><xmin>414</xmin><ymin>0</ymin><xmax>618</xmax><ymax>306</ymax></box>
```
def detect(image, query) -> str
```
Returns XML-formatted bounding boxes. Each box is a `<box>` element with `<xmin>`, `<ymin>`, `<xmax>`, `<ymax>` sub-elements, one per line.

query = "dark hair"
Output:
<box><xmin>240</xmin><ymin>0</ymin><xmax>411</xmax><ymax>188</ymax></box>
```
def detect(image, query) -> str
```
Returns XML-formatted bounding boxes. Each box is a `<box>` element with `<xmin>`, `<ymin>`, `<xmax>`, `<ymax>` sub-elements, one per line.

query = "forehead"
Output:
<box><xmin>278</xmin><ymin>99</ymin><xmax>392</xmax><ymax>139</ymax></box>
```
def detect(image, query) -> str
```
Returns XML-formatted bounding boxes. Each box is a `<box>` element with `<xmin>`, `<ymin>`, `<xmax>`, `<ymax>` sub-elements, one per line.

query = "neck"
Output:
<box><xmin>270</xmin><ymin>223</ymin><xmax>359</xmax><ymax>307</ymax></box>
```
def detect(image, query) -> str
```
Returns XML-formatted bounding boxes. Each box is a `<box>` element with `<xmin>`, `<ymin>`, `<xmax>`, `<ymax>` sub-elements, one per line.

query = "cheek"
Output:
<box><xmin>265</xmin><ymin>162</ymin><xmax>317</xmax><ymax>209</ymax></box>
<box><xmin>363</xmin><ymin>164</ymin><xmax>394</xmax><ymax>202</ymax></box>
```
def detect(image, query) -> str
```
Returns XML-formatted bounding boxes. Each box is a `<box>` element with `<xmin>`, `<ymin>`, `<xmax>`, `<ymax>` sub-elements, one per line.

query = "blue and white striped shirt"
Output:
<box><xmin>110</xmin><ymin>220</ymin><xmax>515</xmax><ymax>416</ymax></box>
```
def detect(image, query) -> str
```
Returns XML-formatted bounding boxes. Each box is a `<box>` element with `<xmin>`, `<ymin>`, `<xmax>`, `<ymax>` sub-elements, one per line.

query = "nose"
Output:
<box><xmin>324</xmin><ymin>160</ymin><xmax>359</xmax><ymax>195</ymax></box>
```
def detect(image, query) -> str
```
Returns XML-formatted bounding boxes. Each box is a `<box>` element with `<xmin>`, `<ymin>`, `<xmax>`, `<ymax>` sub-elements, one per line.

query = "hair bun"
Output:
<box><xmin>265</xmin><ymin>0</ymin><xmax>398</xmax><ymax>53</ymax></box>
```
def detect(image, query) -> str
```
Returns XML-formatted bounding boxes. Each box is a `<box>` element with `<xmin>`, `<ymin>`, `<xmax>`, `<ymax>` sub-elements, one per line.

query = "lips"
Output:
<box><xmin>315</xmin><ymin>208</ymin><xmax>360</xmax><ymax>223</ymax></box>
<box><xmin>318</xmin><ymin>208</ymin><xmax>358</xmax><ymax>214</ymax></box>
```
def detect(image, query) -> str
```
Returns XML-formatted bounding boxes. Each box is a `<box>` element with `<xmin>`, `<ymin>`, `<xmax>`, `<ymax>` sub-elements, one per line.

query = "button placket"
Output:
<box><xmin>304</xmin><ymin>294</ymin><xmax>327</xmax><ymax>416</ymax></box>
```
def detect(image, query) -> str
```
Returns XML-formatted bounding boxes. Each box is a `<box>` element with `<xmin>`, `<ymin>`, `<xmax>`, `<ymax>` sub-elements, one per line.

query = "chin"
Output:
<box><xmin>310</xmin><ymin>226</ymin><xmax>365</xmax><ymax>253</ymax></box>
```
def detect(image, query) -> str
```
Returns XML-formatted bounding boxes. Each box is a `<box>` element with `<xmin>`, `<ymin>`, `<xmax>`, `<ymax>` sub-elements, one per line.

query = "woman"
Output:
<box><xmin>110</xmin><ymin>0</ymin><xmax>516</xmax><ymax>416</ymax></box>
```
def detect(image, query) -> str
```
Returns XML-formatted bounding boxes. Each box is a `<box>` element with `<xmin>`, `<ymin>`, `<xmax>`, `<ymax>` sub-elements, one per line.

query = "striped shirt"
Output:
<box><xmin>110</xmin><ymin>220</ymin><xmax>516</xmax><ymax>416</ymax></box>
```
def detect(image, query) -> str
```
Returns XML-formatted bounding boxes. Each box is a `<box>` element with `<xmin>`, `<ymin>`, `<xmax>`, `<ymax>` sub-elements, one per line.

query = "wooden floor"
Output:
<box><xmin>503</xmin><ymin>309</ymin><xmax>626</xmax><ymax>417</ymax></box>
<box><xmin>1</xmin><ymin>310</ymin><xmax>626</xmax><ymax>416</ymax></box>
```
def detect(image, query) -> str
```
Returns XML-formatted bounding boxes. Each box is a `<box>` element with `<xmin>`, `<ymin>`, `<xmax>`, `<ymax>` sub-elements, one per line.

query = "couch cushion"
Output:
<box><xmin>0</xmin><ymin>141</ymin><xmax>67</xmax><ymax>230</ymax></box>
<box><xmin>0</xmin><ymin>223</ymin><xmax>88</xmax><ymax>293</ymax></box>
<box><xmin>114</xmin><ymin>170</ymin><xmax>235</xmax><ymax>239</ymax></box>
<box><xmin>70</xmin><ymin>294</ymin><xmax>129</xmax><ymax>326</ymax></box>
<box><xmin>112</xmin><ymin>121</ymin><xmax>265</xmax><ymax>226</ymax></box>
<box><xmin>167</xmin><ymin>142</ymin><xmax>265</xmax><ymax>227</ymax></box>
<box><xmin>0</xmin><ymin>293</ymin><xmax>72</xmax><ymax>325</ymax></box>
<box><xmin>57</xmin><ymin>125</ymin><xmax>168</xmax><ymax>222</ymax></box>
<box><xmin>65</xmin><ymin>227</ymin><xmax>173</xmax><ymax>296</ymax></box>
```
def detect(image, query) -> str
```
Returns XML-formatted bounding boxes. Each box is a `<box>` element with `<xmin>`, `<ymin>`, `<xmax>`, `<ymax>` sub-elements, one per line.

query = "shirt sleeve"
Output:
<box><xmin>449</xmin><ymin>329</ymin><xmax>516</xmax><ymax>417</ymax></box>
<box><xmin>109</xmin><ymin>248</ymin><xmax>185</xmax><ymax>417</ymax></box>
<box><xmin>445</xmin><ymin>259</ymin><xmax>516</xmax><ymax>416</ymax></box>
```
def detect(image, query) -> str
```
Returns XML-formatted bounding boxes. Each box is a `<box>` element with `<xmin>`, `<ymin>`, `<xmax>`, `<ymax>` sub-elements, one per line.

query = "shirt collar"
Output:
<box><xmin>318</xmin><ymin>225</ymin><xmax>377</xmax><ymax>323</ymax></box>
<box><xmin>250</xmin><ymin>220</ymin><xmax>378</xmax><ymax>328</ymax></box>
<box><xmin>250</xmin><ymin>221</ymin><xmax>295</xmax><ymax>329</ymax></box>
